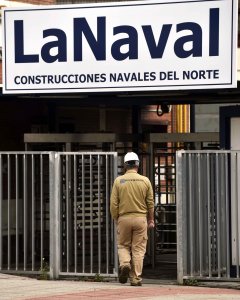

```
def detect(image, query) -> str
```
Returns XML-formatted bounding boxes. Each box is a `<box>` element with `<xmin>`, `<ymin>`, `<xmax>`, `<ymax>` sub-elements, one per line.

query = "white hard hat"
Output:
<box><xmin>124</xmin><ymin>152</ymin><xmax>139</xmax><ymax>164</ymax></box>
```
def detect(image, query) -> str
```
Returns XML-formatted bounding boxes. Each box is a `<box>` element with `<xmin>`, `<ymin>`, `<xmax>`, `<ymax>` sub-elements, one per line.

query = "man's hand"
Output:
<box><xmin>148</xmin><ymin>220</ymin><xmax>155</xmax><ymax>229</ymax></box>
<box><xmin>147</xmin><ymin>208</ymin><xmax>155</xmax><ymax>229</ymax></box>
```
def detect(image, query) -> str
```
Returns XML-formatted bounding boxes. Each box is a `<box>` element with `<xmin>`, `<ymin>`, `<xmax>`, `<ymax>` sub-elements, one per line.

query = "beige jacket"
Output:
<box><xmin>110</xmin><ymin>169</ymin><xmax>154</xmax><ymax>220</ymax></box>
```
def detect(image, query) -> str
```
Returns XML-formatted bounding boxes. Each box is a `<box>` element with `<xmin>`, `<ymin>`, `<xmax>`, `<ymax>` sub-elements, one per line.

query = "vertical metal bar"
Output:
<box><xmin>216</xmin><ymin>154</ymin><xmax>221</xmax><ymax>277</ymax></box>
<box><xmin>40</xmin><ymin>154</ymin><xmax>43</xmax><ymax>270</ymax></box>
<box><xmin>202</xmin><ymin>154</ymin><xmax>208</xmax><ymax>275</ymax></box>
<box><xmin>225</xmin><ymin>153</ymin><xmax>230</xmax><ymax>278</ymax></box>
<box><xmin>149</xmin><ymin>142</ymin><xmax>155</xmax><ymax>269</ymax></box>
<box><xmin>189</xmin><ymin>154</ymin><xmax>194</xmax><ymax>276</ymax></box>
<box><xmin>49</xmin><ymin>152</ymin><xmax>60</xmax><ymax>279</ymax></box>
<box><xmin>67</xmin><ymin>153</ymin><xmax>73</xmax><ymax>270</ymax></box>
<box><xmin>197</xmin><ymin>154</ymin><xmax>203</xmax><ymax>277</ymax></box>
<box><xmin>90</xmin><ymin>155</ymin><xmax>93</xmax><ymax>274</ymax></box>
<box><xmin>157</xmin><ymin>155</ymin><xmax>160</xmax><ymax>204</ymax></box>
<box><xmin>15</xmin><ymin>155</ymin><xmax>19</xmax><ymax>271</ymax></box>
<box><xmin>235</xmin><ymin>153</ymin><xmax>240</xmax><ymax>278</ymax></box>
<box><xmin>98</xmin><ymin>155</ymin><xmax>101</xmax><ymax>274</ymax></box>
<box><xmin>176</xmin><ymin>151</ymin><xmax>185</xmax><ymax>284</ymax></box>
<box><xmin>23</xmin><ymin>154</ymin><xmax>27</xmax><ymax>271</ymax></box>
<box><xmin>7</xmin><ymin>155</ymin><xmax>11</xmax><ymax>270</ymax></box>
<box><xmin>32</xmin><ymin>155</ymin><xmax>35</xmax><ymax>271</ymax></box>
<box><xmin>74</xmin><ymin>154</ymin><xmax>77</xmax><ymax>273</ymax></box>
<box><xmin>220</xmin><ymin>155</ymin><xmax>226</xmax><ymax>272</ymax></box>
<box><xmin>113</xmin><ymin>152</ymin><xmax>119</xmax><ymax>275</ymax></box>
<box><xmin>110</xmin><ymin>154</ymin><xmax>114</xmax><ymax>267</ymax></box>
<box><xmin>165</xmin><ymin>154</ymin><xmax>169</xmax><ymax>204</ymax></box>
<box><xmin>66</xmin><ymin>154</ymin><xmax>69</xmax><ymax>272</ymax></box>
<box><xmin>59</xmin><ymin>156</ymin><xmax>63</xmax><ymax>273</ymax></box>
<box><xmin>193</xmin><ymin>154</ymin><xmax>198</xmax><ymax>276</ymax></box>
<box><xmin>0</xmin><ymin>155</ymin><xmax>2</xmax><ymax>270</ymax></box>
<box><xmin>106</xmin><ymin>154</ymin><xmax>109</xmax><ymax>274</ymax></box>
<box><xmin>210</xmin><ymin>155</ymin><xmax>216</xmax><ymax>273</ymax></box>
<box><xmin>82</xmin><ymin>154</ymin><xmax>85</xmax><ymax>273</ymax></box>
<box><xmin>207</xmin><ymin>154</ymin><xmax>212</xmax><ymax>277</ymax></box>
<box><xmin>149</xmin><ymin>143</ymin><xmax>154</xmax><ymax>187</ymax></box>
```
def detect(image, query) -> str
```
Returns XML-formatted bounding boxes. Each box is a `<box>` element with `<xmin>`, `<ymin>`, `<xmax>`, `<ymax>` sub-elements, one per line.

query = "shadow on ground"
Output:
<box><xmin>142</xmin><ymin>253</ymin><xmax>177</xmax><ymax>281</ymax></box>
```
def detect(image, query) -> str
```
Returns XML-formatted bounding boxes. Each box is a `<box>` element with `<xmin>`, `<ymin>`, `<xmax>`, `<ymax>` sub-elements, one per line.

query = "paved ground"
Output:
<box><xmin>0</xmin><ymin>273</ymin><xmax>240</xmax><ymax>300</ymax></box>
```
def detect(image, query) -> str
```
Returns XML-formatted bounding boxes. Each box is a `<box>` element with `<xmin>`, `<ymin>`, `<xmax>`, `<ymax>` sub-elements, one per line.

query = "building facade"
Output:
<box><xmin>0</xmin><ymin>0</ymin><xmax>239</xmax><ymax>281</ymax></box>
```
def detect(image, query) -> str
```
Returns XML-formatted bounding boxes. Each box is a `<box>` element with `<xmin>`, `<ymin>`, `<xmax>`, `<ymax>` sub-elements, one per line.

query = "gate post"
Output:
<box><xmin>149</xmin><ymin>142</ymin><xmax>155</xmax><ymax>268</ymax></box>
<box><xmin>113</xmin><ymin>153</ymin><xmax>119</xmax><ymax>275</ymax></box>
<box><xmin>49</xmin><ymin>152</ymin><xmax>60</xmax><ymax>279</ymax></box>
<box><xmin>176</xmin><ymin>151</ymin><xmax>186</xmax><ymax>284</ymax></box>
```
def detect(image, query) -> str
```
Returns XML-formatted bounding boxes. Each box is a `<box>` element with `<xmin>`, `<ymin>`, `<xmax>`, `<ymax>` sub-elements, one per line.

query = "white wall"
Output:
<box><xmin>194</xmin><ymin>48</ymin><xmax>240</xmax><ymax>133</ymax></box>
<box><xmin>195</xmin><ymin>104</ymin><xmax>236</xmax><ymax>133</ymax></box>
<box><xmin>231</xmin><ymin>117</ymin><xmax>240</xmax><ymax>150</ymax></box>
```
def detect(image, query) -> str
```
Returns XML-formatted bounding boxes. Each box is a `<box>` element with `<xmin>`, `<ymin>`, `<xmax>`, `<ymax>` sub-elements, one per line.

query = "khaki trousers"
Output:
<box><xmin>117</xmin><ymin>216</ymin><xmax>148</xmax><ymax>284</ymax></box>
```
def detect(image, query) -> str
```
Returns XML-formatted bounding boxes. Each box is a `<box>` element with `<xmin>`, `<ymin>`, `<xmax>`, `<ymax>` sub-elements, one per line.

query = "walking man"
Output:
<box><xmin>110</xmin><ymin>152</ymin><xmax>155</xmax><ymax>286</ymax></box>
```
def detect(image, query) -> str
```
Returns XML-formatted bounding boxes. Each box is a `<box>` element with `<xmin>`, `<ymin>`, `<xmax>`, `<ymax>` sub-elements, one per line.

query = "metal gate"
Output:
<box><xmin>57</xmin><ymin>152</ymin><xmax>118</xmax><ymax>277</ymax></box>
<box><xmin>177</xmin><ymin>150</ymin><xmax>240</xmax><ymax>283</ymax></box>
<box><xmin>153</xmin><ymin>145</ymin><xmax>178</xmax><ymax>254</ymax></box>
<box><xmin>149</xmin><ymin>132</ymin><xmax>219</xmax><ymax>269</ymax></box>
<box><xmin>0</xmin><ymin>152</ymin><xmax>118</xmax><ymax>279</ymax></box>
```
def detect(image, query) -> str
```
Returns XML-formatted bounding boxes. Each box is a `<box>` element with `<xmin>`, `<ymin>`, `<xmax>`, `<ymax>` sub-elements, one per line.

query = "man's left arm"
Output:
<box><xmin>147</xmin><ymin>207</ymin><xmax>155</xmax><ymax>229</ymax></box>
<box><xmin>146</xmin><ymin>180</ymin><xmax>155</xmax><ymax>229</ymax></box>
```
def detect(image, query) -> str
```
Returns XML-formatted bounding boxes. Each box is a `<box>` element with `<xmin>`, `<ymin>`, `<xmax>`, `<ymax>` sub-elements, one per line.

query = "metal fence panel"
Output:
<box><xmin>0</xmin><ymin>152</ymin><xmax>51</xmax><ymax>275</ymax></box>
<box><xmin>0</xmin><ymin>151</ymin><xmax>118</xmax><ymax>279</ymax></box>
<box><xmin>57</xmin><ymin>152</ymin><xmax>118</xmax><ymax>277</ymax></box>
<box><xmin>177</xmin><ymin>150</ymin><xmax>240</xmax><ymax>283</ymax></box>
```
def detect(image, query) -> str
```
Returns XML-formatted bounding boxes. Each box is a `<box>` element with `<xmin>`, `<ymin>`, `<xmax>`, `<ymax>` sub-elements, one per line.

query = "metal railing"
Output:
<box><xmin>0</xmin><ymin>152</ymin><xmax>51</xmax><ymax>274</ymax></box>
<box><xmin>57</xmin><ymin>152</ymin><xmax>118</xmax><ymax>277</ymax></box>
<box><xmin>177</xmin><ymin>150</ymin><xmax>240</xmax><ymax>283</ymax></box>
<box><xmin>0</xmin><ymin>152</ymin><xmax>118</xmax><ymax>279</ymax></box>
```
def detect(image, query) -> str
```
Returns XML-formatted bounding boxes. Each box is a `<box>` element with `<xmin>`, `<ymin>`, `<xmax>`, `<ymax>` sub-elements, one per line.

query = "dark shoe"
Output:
<box><xmin>119</xmin><ymin>265</ymin><xmax>130</xmax><ymax>284</ymax></box>
<box><xmin>130</xmin><ymin>281</ymin><xmax>142</xmax><ymax>286</ymax></box>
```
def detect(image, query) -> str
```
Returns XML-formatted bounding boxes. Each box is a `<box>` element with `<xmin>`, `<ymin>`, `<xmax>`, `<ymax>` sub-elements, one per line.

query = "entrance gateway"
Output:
<box><xmin>0</xmin><ymin>0</ymin><xmax>238</xmax><ymax>283</ymax></box>
<box><xmin>0</xmin><ymin>133</ymin><xmax>219</xmax><ymax>279</ymax></box>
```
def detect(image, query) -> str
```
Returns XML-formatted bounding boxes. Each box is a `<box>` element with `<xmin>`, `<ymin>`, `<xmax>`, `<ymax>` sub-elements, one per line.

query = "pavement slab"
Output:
<box><xmin>0</xmin><ymin>274</ymin><xmax>240</xmax><ymax>300</ymax></box>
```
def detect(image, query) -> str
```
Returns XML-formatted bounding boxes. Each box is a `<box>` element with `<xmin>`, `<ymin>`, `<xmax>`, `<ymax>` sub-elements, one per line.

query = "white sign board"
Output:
<box><xmin>2</xmin><ymin>0</ymin><xmax>238</xmax><ymax>94</ymax></box>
